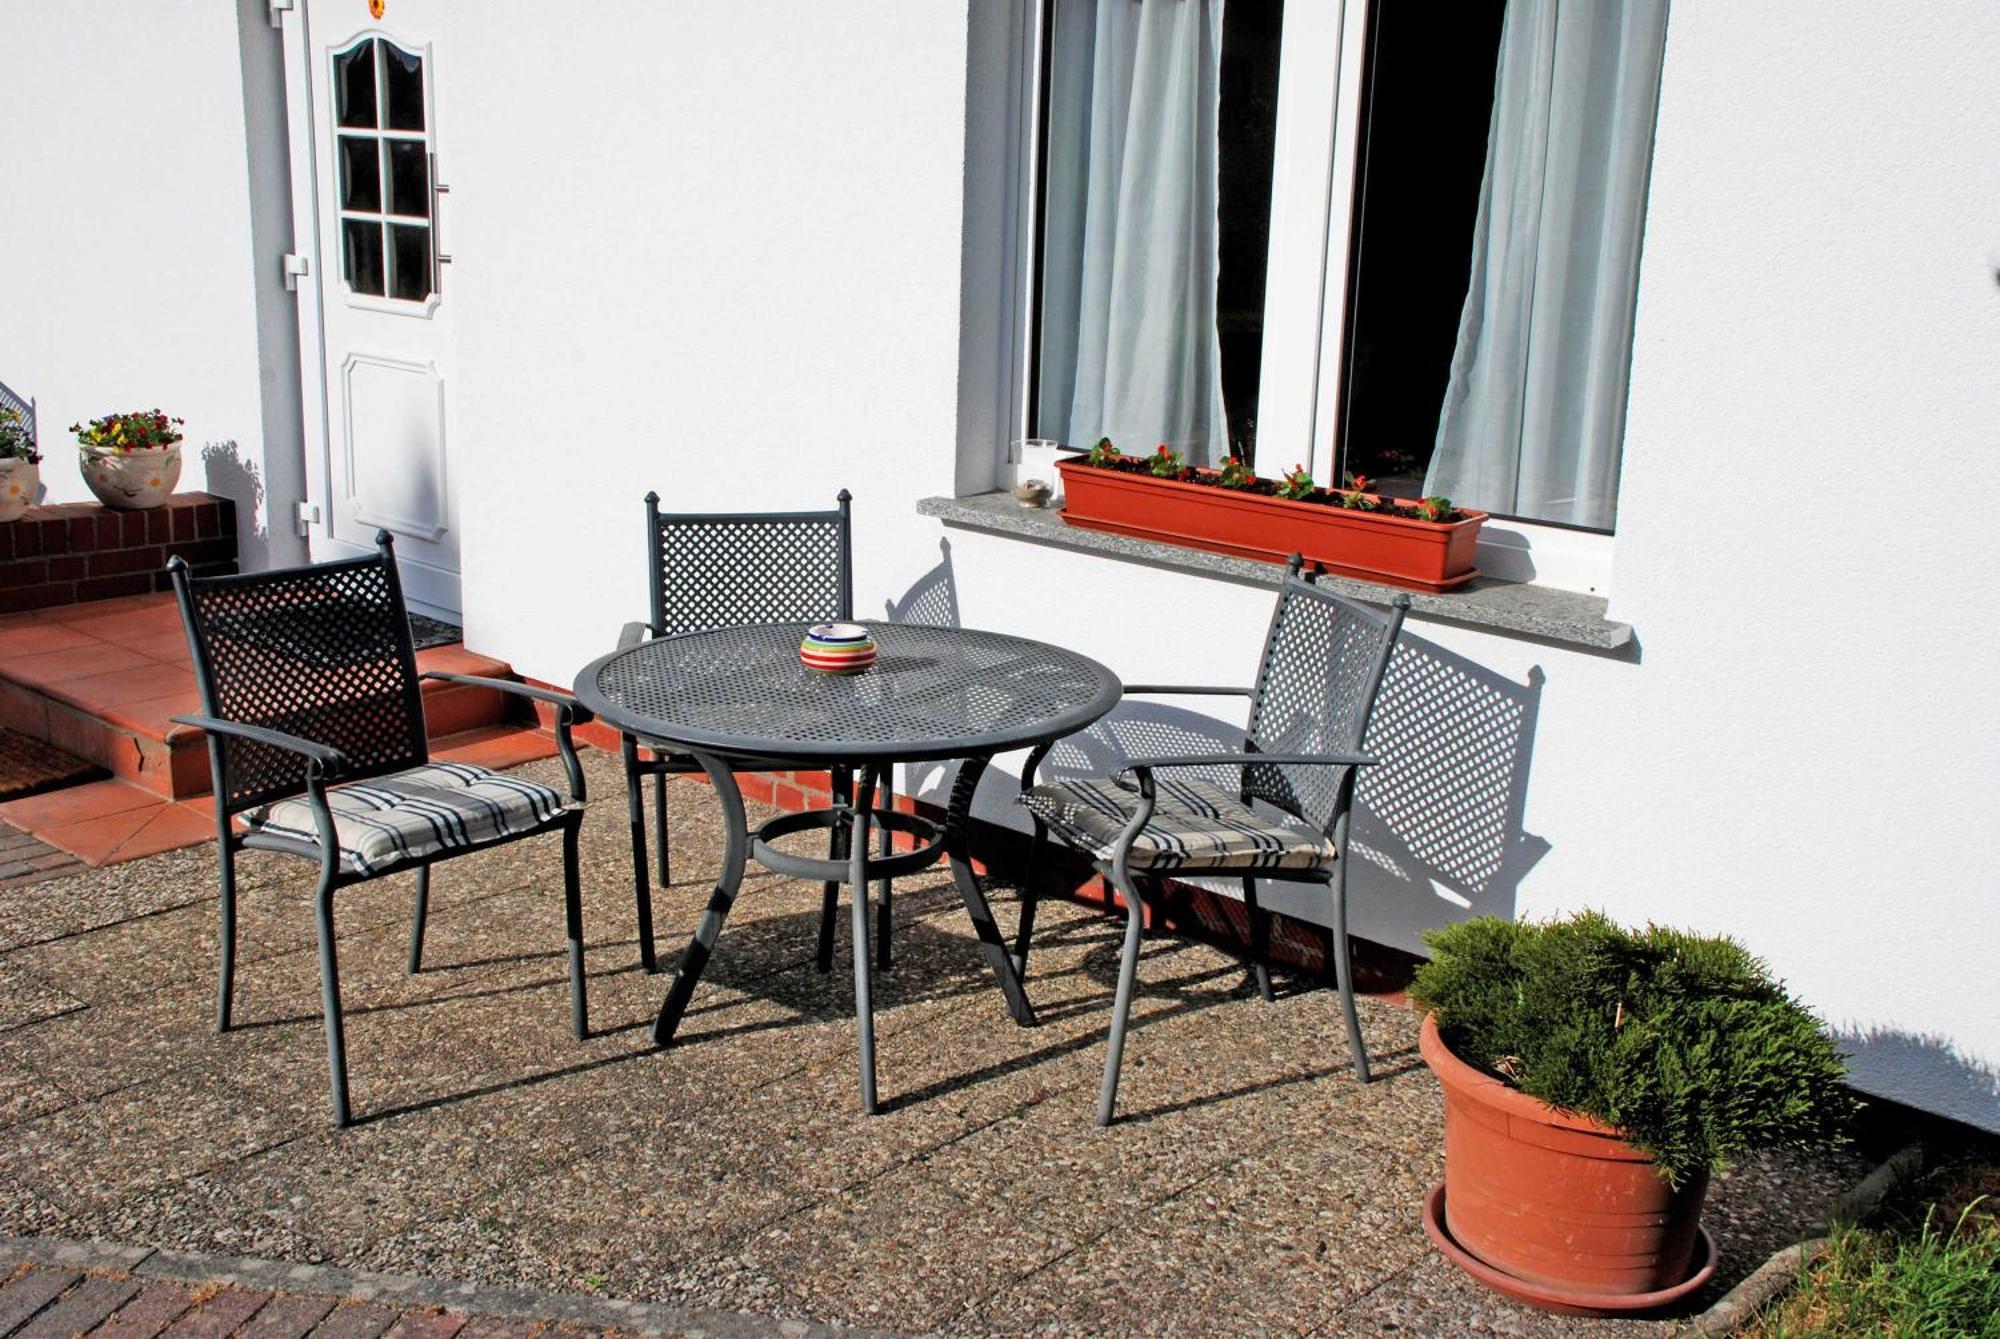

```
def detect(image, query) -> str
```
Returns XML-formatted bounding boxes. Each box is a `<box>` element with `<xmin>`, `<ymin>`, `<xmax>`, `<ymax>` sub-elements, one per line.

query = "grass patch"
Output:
<box><xmin>1748</xmin><ymin>1155</ymin><xmax>1999</xmax><ymax>1337</ymax></box>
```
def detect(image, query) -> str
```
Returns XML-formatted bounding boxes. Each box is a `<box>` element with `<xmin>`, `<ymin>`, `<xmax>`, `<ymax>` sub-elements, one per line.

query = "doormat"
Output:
<box><xmin>0</xmin><ymin>728</ymin><xmax>108</xmax><ymax>802</ymax></box>
<box><xmin>409</xmin><ymin>614</ymin><xmax>462</xmax><ymax>651</ymax></box>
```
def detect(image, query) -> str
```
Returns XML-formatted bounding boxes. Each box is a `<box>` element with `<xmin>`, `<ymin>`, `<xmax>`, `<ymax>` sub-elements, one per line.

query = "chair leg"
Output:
<box><xmin>1012</xmin><ymin>818</ymin><xmax>1045</xmax><ymax>979</ymax></box>
<box><xmin>1330</xmin><ymin>863</ymin><xmax>1371</xmax><ymax>1083</ymax></box>
<box><xmin>875</xmin><ymin>769</ymin><xmax>894</xmax><ymax>969</ymax></box>
<box><xmin>621</xmin><ymin>735</ymin><xmax>658</xmax><ymax>974</ymax></box>
<box><xmin>1096</xmin><ymin>874</ymin><xmax>1148</xmax><ymax>1127</ymax></box>
<box><xmin>653</xmin><ymin>768</ymin><xmax>672</xmax><ymax>888</ymax></box>
<box><xmin>406</xmin><ymin>865</ymin><xmax>431</xmax><ymax>974</ymax></box>
<box><xmin>311</xmin><ymin>874</ymin><xmax>353</xmax><ymax>1129</ymax></box>
<box><xmin>1242</xmin><ymin>876</ymin><xmax>1275</xmax><ymax>1003</ymax></box>
<box><xmin>816</xmin><ymin>766</ymin><xmax>850</xmax><ymax>974</ymax></box>
<box><xmin>563</xmin><ymin>818</ymin><xmax>588</xmax><ymax>1040</ymax></box>
<box><xmin>849</xmin><ymin>771</ymin><xmax>880</xmax><ymax>1114</ymax></box>
<box><xmin>215</xmin><ymin>845</ymin><xmax>238</xmax><ymax>1034</ymax></box>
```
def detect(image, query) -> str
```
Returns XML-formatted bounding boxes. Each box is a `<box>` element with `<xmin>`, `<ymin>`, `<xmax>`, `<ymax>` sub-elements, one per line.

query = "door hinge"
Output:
<box><xmin>268</xmin><ymin>0</ymin><xmax>294</xmax><ymax>28</ymax></box>
<box><xmin>294</xmin><ymin>500</ymin><xmax>321</xmax><ymax>538</ymax></box>
<box><xmin>281</xmin><ymin>253</ymin><xmax>310</xmax><ymax>291</ymax></box>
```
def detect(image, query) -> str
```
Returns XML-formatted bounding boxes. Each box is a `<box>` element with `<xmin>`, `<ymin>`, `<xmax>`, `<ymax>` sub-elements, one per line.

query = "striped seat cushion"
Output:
<box><xmin>1018</xmin><ymin>774</ymin><xmax>1335</xmax><ymax>873</ymax></box>
<box><xmin>249</xmin><ymin>762</ymin><xmax>568</xmax><ymax>875</ymax></box>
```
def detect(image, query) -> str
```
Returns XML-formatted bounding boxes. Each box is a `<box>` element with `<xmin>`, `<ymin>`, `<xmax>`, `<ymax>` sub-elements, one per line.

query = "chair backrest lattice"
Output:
<box><xmin>173</xmin><ymin>536</ymin><xmax>427</xmax><ymax>812</ymax></box>
<box><xmin>1243</xmin><ymin>571</ymin><xmax>1409</xmax><ymax>835</ymax></box>
<box><xmin>647</xmin><ymin>491</ymin><xmax>853</xmax><ymax>638</ymax></box>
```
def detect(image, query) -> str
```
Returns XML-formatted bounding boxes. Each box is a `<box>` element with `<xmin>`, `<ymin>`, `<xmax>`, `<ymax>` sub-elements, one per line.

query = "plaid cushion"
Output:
<box><xmin>250</xmin><ymin>762</ymin><xmax>567</xmax><ymax>875</ymax></box>
<box><xmin>1018</xmin><ymin>774</ymin><xmax>1336</xmax><ymax>873</ymax></box>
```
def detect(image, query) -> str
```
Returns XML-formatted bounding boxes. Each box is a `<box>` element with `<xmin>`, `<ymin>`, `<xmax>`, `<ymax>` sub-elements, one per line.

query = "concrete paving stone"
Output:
<box><xmin>304</xmin><ymin>1301</ymin><xmax>399</xmax><ymax>1339</ymax></box>
<box><xmin>13</xmin><ymin>1272</ymin><xmax>141</xmax><ymax>1338</ymax></box>
<box><xmin>159</xmin><ymin>1288</ymin><xmax>274</xmax><ymax>1339</ymax></box>
<box><xmin>0</xmin><ymin>1266</ymin><xmax>82</xmax><ymax>1337</ymax></box>
<box><xmin>0</xmin><ymin>958</ymin><xmax>86</xmax><ymax>1034</ymax></box>
<box><xmin>233</xmin><ymin>1294</ymin><xmax>337</xmax><ymax>1339</ymax></box>
<box><xmin>0</xmin><ymin>1038</ymin><xmax>75</xmax><ymax>1132</ymax></box>
<box><xmin>91</xmin><ymin>1281</ymin><xmax>199</xmax><ymax>1339</ymax></box>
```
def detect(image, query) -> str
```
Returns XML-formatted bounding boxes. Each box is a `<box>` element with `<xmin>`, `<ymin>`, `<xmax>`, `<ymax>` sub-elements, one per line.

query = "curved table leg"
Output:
<box><xmin>946</xmin><ymin>755</ymin><xmax>1038</xmax><ymax>1028</ymax></box>
<box><xmin>651</xmin><ymin>751</ymin><xmax>750</xmax><ymax>1047</ymax></box>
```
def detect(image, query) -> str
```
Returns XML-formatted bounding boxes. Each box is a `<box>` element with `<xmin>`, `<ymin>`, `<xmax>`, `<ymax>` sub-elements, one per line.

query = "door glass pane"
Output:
<box><xmin>387</xmin><ymin>224</ymin><xmax>433</xmax><ymax>302</ymax></box>
<box><xmin>386</xmin><ymin>140</ymin><xmax>429</xmax><ymax>218</ymax></box>
<box><xmin>343</xmin><ymin>218</ymin><xmax>385</xmax><ymax>296</ymax></box>
<box><xmin>338</xmin><ymin>135</ymin><xmax>382</xmax><ymax>213</ymax></box>
<box><xmin>335</xmin><ymin>41</ymin><xmax>378</xmax><ymax>128</ymax></box>
<box><xmin>383</xmin><ymin>44</ymin><xmax>425</xmax><ymax>131</ymax></box>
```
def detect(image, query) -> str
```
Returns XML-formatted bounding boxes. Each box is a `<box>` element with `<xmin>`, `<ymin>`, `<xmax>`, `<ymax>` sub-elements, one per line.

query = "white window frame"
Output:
<box><xmin>997</xmin><ymin>0</ymin><xmax>1621</xmax><ymax>598</ymax></box>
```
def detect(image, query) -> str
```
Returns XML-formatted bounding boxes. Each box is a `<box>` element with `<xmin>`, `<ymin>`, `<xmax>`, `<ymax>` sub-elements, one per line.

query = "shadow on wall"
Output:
<box><xmin>201</xmin><ymin>440</ymin><xmax>269</xmax><ymax>569</ymax></box>
<box><xmin>1836</xmin><ymin>1026</ymin><xmax>2000</xmax><ymax>1137</ymax></box>
<box><xmin>885</xmin><ymin>537</ymin><xmax>961</xmax><ymax>629</ymax></box>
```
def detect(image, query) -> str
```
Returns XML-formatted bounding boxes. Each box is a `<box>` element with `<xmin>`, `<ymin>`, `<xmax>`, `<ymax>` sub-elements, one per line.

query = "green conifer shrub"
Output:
<box><xmin>1408</xmin><ymin>911</ymin><xmax>1855</xmax><ymax>1187</ymax></box>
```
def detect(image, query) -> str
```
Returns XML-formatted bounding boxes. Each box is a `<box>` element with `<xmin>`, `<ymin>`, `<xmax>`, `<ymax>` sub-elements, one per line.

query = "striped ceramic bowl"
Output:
<box><xmin>799</xmin><ymin>622</ymin><xmax>878</xmax><ymax>675</ymax></box>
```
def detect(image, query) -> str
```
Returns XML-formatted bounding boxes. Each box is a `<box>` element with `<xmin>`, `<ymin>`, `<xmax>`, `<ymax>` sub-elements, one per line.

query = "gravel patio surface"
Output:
<box><xmin>0</xmin><ymin>750</ymin><xmax>1865</xmax><ymax>1336</ymax></box>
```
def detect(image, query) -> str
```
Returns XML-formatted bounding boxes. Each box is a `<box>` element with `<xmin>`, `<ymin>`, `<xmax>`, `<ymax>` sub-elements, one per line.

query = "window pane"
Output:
<box><xmin>335</xmin><ymin>41</ymin><xmax>377</xmax><ymax>128</ymax></box>
<box><xmin>387</xmin><ymin>224</ymin><xmax>432</xmax><ymax>302</ymax></box>
<box><xmin>387</xmin><ymin>140</ymin><xmax>428</xmax><ymax>218</ymax></box>
<box><xmin>338</xmin><ymin>135</ymin><xmax>382</xmax><ymax>213</ymax></box>
<box><xmin>382</xmin><ymin>43</ymin><xmax>425</xmax><ymax>131</ymax></box>
<box><xmin>1033</xmin><ymin>0</ymin><xmax>1279</xmax><ymax>468</ymax></box>
<box><xmin>343</xmin><ymin>218</ymin><xmax>385</xmax><ymax>296</ymax></box>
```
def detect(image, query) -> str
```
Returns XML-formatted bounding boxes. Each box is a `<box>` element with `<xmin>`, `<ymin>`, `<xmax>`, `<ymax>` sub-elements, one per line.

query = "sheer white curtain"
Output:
<box><xmin>1426</xmin><ymin>0</ymin><xmax>1670</xmax><ymax>529</ymax></box>
<box><xmin>1037</xmin><ymin>0</ymin><xmax>1229</xmax><ymax>465</ymax></box>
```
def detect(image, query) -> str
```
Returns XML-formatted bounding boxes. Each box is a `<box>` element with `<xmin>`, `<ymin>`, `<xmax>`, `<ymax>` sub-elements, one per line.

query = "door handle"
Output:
<box><xmin>431</xmin><ymin>152</ymin><xmax>452</xmax><ymax>294</ymax></box>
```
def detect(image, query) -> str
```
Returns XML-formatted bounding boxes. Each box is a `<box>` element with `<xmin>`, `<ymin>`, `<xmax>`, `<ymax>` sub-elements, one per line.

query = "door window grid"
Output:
<box><xmin>332</xmin><ymin>37</ymin><xmax>433</xmax><ymax>304</ymax></box>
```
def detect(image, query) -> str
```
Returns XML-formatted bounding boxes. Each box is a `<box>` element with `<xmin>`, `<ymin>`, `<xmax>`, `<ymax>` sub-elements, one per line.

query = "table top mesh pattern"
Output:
<box><xmin>585</xmin><ymin>622</ymin><xmax>1120</xmax><ymax>761</ymax></box>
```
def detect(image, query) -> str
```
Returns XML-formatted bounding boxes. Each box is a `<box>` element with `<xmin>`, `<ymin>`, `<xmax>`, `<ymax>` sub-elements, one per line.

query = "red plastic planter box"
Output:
<box><xmin>1054</xmin><ymin>459</ymin><xmax>1483</xmax><ymax>593</ymax></box>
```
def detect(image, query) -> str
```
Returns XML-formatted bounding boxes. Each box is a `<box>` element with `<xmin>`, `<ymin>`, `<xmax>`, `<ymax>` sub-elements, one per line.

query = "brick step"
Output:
<box><xmin>0</xmin><ymin>594</ymin><xmax>529</xmax><ymax>801</ymax></box>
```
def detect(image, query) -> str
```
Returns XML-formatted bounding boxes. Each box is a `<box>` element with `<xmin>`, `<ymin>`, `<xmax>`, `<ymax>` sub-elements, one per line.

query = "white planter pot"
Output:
<box><xmin>79</xmin><ymin>444</ymin><xmax>181</xmax><ymax>511</ymax></box>
<box><xmin>0</xmin><ymin>459</ymin><xmax>39</xmax><ymax>522</ymax></box>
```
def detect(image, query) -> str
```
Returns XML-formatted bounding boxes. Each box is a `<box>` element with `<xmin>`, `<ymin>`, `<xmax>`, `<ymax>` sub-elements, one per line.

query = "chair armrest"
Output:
<box><xmin>1116</xmin><ymin>750</ymin><xmax>1378</xmax><ymax>780</ymax></box>
<box><xmin>1120</xmin><ymin>684</ymin><xmax>1255</xmax><ymax>698</ymax></box>
<box><xmin>618</xmin><ymin>621</ymin><xmax>648</xmax><ymax>650</ymax></box>
<box><xmin>419</xmin><ymin>674</ymin><xmax>590</xmax><ymax>803</ymax></box>
<box><xmin>420</xmin><ymin>672</ymin><xmax>596</xmax><ymax>724</ymax></box>
<box><xmin>170</xmin><ymin>714</ymin><xmax>350</xmax><ymax>776</ymax></box>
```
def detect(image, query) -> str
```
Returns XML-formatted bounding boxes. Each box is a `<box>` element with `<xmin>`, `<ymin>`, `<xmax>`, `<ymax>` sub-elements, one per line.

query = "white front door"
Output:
<box><xmin>287</xmin><ymin>0</ymin><xmax>458</xmax><ymax>616</ymax></box>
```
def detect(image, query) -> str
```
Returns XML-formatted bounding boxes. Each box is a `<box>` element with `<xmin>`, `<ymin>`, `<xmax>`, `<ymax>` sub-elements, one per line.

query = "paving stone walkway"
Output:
<box><xmin>0</xmin><ymin>825</ymin><xmax>83</xmax><ymax>889</ymax></box>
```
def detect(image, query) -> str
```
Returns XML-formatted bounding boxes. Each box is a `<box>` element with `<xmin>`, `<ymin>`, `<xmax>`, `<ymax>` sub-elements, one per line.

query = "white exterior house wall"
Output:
<box><xmin>0</xmin><ymin>2</ymin><xmax>1992</xmax><ymax>1130</ymax></box>
<box><xmin>0</xmin><ymin>2</ymin><xmax>307</xmax><ymax>570</ymax></box>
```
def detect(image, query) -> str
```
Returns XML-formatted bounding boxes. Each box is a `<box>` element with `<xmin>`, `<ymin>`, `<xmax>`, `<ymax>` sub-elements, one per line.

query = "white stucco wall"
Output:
<box><xmin>442</xmin><ymin>2</ymin><xmax>1999</xmax><ymax>1132</ymax></box>
<box><xmin>0</xmin><ymin>2</ymin><xmax>304</xmax><ymax>568</ymax></box>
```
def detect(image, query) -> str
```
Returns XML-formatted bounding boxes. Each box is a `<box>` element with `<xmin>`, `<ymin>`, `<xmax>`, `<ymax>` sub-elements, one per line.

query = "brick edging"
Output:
<box><xmin>0</xmin><ymin>1234</ymin><xmax>899</xmax><ymax>1339</ymax></box>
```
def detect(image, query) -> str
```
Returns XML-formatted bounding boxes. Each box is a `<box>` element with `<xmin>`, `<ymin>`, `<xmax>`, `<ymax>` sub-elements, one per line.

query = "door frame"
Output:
<box><xmin>274</xmin><ymin>0</ymin><xmax>459</xmax><ymax>620</ymax></box>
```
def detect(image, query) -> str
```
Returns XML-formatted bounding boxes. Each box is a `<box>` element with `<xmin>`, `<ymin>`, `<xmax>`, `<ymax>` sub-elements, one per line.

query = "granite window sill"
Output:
<box><xmin>917</xmin><ymin>493</ymin><xmax>1633</xmax><ymax>652</ymax></box>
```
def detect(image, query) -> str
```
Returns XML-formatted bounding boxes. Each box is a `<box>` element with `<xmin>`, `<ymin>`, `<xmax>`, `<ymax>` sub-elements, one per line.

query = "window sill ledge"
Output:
<box><xmin>917</xmin><ymin>492</ymin><xmax>1633</xmax><ymax>653</ymax></box>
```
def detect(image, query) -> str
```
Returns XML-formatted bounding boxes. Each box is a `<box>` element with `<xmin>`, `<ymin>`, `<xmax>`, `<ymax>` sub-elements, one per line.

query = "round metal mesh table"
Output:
<box><xmin>576</xmin><ymin>621</ymin><xmax>1121</xmax><ymax>762</ymax></box>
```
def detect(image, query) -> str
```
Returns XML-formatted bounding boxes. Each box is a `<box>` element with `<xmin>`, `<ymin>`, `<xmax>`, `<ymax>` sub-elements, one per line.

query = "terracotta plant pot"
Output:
<box><xmin>79</xmin><ymin>444</ymin><xmax>181</xmax><ymax>510</ymax></box>
<box><xmin>1418</xmin><ymin>1013</ymin><xmax>1712</xmax><ymax>1305</ymax></box>
<box><xmin>0</xmin><ymin>459</ymin><xmax>39</xmax><ymax>522</ymax></box>
<box><xmin>1053</xmin><ymin>458</ymin><xmax>1483</xmax><ymax>592</ymax></box>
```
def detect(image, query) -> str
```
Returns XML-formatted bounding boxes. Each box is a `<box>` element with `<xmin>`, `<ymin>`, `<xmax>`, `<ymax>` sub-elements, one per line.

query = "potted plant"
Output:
<box><xmin>0</xmin><ymin>406</ymin><xmax>40</xmax><ymax>522</ymax></box>
<box><xmin>1408</xmin><ymin>912</ymin><xmax>1854</xmax><ymax>1315</ymax></box>
<box><xmin>73</xmin><ymin>408</ymin><xmax>185</xmax><ymax>510</ymax></box>
<box><xmin>1052</xmin><ymin>439</ymin><xmax>1485</xmax><ymax>592</ymax></box>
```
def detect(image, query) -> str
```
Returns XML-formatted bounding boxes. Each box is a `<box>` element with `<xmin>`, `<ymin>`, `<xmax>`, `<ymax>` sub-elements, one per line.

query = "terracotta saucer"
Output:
<box><xmin>1421</xmin><ymin>1182</ymin><xmax>1718</xmax><ymax>1317</ymax></box>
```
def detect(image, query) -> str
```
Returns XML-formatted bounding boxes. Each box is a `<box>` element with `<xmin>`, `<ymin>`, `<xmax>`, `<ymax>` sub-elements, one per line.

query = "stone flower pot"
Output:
<box><xmin>79</xmin><ymin>444</ymin><xmax>181</xmax><ymax>511</ymax></box>
<box><xmin>0</xmin><ymin>459</ymin><xmax>39</xmax><ymax>522</ymax></box>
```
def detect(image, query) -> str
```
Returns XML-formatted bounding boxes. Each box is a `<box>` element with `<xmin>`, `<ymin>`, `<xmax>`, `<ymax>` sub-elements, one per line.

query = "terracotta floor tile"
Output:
<box><xmin>99</xmin><ymin>690</ymin><xmax>205</xmax><ymax>740</ymax></box>
<box><xmin>415</xmin><ymin>645</ymin><xmax>503</xmax><ymax>677</ymax></box>
<box><xmin>60</xmin><ymin>609</ymin><xmax>189</xmax><ymax>648</ymax></box>
<box><xmin>0</xmin><ymin>642</ymin><xmax>154</xmax><ymax>689</ymax></box>
<box><xmin>0</xmin><ymin>621</ymin><xmax>109</xmax><ymax>659</ymax></box>
<box><xmin>431</xmin><ymin>726</ymin><xmax>561</xmax><ymax>770</ymax></box>
<box><xmin>40</xmin><ymin>593</ymin><xmax>174</xmax><ymax>624</ymax></box>
<box><xmin>121</xmin><ymin>632</ymin><xmax>194</xmax><ymax>663</ymax></box>
<box><xmin>0</xmin><ymin>778</ymin><xmax>160</xmax><ymax>830</ymax></box>
<box><xmin>38</xmin><ymin>798</ymin><xmax>213</xmax><ymax>866</ymax></box>
<box><xmin>46</xmin><ymin>662</ymin><xmax>197</xmax><ymax>712</ymax></box>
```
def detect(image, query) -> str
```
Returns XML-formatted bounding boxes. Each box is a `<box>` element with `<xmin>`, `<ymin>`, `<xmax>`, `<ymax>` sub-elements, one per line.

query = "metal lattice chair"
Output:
<box><xmin>1016</xmin><ymin>557</ymin><xmax>1410</xmax><ymax>1124</ymax></box>
<box><xmin>619</xmin><ymin>490</ymin><xmax>900</xmax><ymax>977</ymax></box>
<box><xmin>168</xmin><ymin>533</ymin><xmax>592</xmax><ymax>1128</ymax></box>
